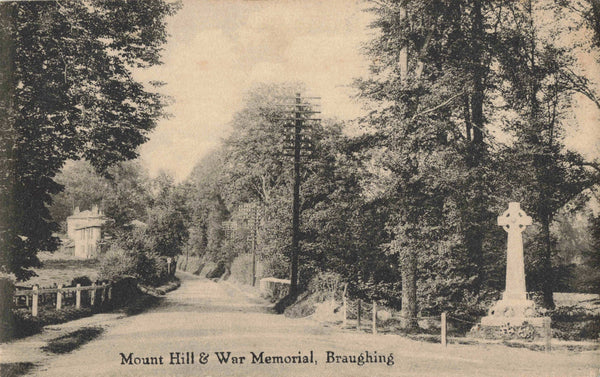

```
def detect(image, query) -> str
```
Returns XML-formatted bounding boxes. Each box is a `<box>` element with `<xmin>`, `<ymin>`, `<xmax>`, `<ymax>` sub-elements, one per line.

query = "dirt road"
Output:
<box><xmin>29</xmin><ymin>273</ymin><xmax>598</xmax><ymax>377</ymax></box>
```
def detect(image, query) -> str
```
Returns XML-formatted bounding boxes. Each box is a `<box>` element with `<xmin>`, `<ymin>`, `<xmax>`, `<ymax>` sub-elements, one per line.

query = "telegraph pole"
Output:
<box><xmin>290</xmin><ymin>94</ymin><xmax>302</xmax><ymax>297</ymax></box>
<box><xmin>251</xmin><ymin>204</ymin><xmax>258</xmax><ymax>287</ymax></box>
<box><xmin>281</xmin><ymin>93</ymin><xmax>319</xmax><ymax>296</ymax></box>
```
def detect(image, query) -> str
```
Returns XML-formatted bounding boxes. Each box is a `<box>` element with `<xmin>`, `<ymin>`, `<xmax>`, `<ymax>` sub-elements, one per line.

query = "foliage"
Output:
<box><xmin>581</xmin><ymin>213</ymin><xmax>600</xmax><ymax>294</ymax></box>
<box><xmin>143</xmin><ymin>172</ymin><xmax>189</xmax><ymax>258</ymax></box>
<box><xmin>0</xmin><ymin>0</ymin><xmax>179</xmax><ymax>280</ymax></box>
<box><xmin>50</xmin><ymin>160</ymin><xmax>152</xmax><ymax>232</ymax></box>
<box><xmin>70</xmin><ymin>275</ymin><xmax>93</xmax><ymax>287</ymax></box>
<box><xmin>97</xmin><ymin>245</ymin><xmax>138</xmax><ymax>282</ymax></box>
<box><xmin>230</xmin><ymin>253</ymin><xmax>262</xmax><ymax>285</ymax></box>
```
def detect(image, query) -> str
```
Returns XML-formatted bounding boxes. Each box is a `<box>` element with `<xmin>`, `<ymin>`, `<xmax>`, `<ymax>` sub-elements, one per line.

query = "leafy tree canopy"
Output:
<box><xmin>0</xmin><ymin>0</ymin><xmax>179</xmax><ymax>280</ymax></box>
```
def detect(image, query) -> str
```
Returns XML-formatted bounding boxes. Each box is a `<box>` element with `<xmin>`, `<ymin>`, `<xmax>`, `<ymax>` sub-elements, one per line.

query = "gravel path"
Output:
<box><xmin>11</xmin><ymin>272</ymin><xmax>599</xmax><ymax>377</ymax></box>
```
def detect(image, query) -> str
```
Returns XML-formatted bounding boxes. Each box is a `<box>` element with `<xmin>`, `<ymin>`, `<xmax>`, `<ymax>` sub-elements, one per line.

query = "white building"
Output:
<box><xmin>66</xmin><ymin>205</ymin><xmax>109</xmax><ymax>259</ymax></box>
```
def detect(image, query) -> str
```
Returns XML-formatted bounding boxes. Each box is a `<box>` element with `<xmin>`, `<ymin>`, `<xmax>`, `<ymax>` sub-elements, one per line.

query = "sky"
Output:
<box><xmin>134</xmin><ymin>0</ymin><xmax>373</xmax><ymax>181</ymax></box>
<box><xmin>134</xmin><ymin>0</ymin><xmax>600</xmax><ymax>182</ymax></box>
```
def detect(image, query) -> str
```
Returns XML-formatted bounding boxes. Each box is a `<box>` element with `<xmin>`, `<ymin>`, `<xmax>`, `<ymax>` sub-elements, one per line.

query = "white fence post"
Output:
<box><xmin>90</xmin><ymin>283</ymin><xmax>96</xmax><ymax>306</ymax></box>
<box><xmin>441</xmin><ymin>312</ymin><xmax>447</xmax><ymax>347</ymax></box>
<box><xmin>76</xmin><ymin>284</ymin><xmax>81</xmax><ymax>308</ymax></box>
<box><xmin>544</xmin><ymin>317</ymin><xmax>551</xmax><ymax>352</ymax></box>
<box><xmin>32</xmin><ymin>285</ymin><xmax>39</xmax><ymax>317</ymax></box>
<box><xmin>56</xmin><ymin>284</ymin><xmax>63</xmax><ymax>310</ymax></box>
<box><xmin>372</xmin><ymin>300</ymin><xmax>377</xmax><ymax>334</ymax></box>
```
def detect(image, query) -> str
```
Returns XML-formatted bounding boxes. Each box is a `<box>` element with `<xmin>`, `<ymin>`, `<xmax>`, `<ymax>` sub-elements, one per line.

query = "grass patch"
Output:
<box><xmin>40</xmin><ymin>259</ymin><xmax>99</xmax><ymax>269</ymax></box>
<box><xmin>0</xmin><ymin>362</ymin><xmax>35</xmax><ymax>377</ymax></box>
<box><xmin>41</xmin><ymin>327</ymin><xmax>103</xmax><ymax>354</ymax></box>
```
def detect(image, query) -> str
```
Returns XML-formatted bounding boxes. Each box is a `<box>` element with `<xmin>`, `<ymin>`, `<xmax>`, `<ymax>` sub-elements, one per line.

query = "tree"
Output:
<box><xmin>495</xmin><ymin>0</ymin><xmax>597</xmax><ymax>307</ymax></box>
<box><xmin>0</xmin><ymin>1</ymin><xmax>178</xmax><ymax>280</ymax></box>
<box><xmin>143</xmin><ymin>172</ymin><xmax>189</xmax><ymax>258</ymax></box>
<box><xmin>50</xmin><ymin>160</ymin><xmax>152</xmax><ymax>232</ymax></box>
<box><xmin>356</xmin><ymin>0</ymin><xmax>508</xmax><ymax>328</ymax></box>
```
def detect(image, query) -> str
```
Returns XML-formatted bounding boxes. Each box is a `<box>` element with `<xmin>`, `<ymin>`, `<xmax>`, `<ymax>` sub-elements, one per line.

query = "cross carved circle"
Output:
<box><xmin>497</xmin><ymin>202</ymin><xmax>532</xmax><ymax>233</ymax></box>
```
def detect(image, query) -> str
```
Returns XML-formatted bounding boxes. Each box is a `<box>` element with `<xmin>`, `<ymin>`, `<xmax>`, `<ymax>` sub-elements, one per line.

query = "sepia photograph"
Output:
<box><xmin>0</xmin><ymin>0</ymin><xmax>599</xmax><ymax>376</ymax></box>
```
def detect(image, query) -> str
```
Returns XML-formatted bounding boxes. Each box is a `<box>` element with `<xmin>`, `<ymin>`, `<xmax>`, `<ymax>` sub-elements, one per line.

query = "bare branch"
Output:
<box><xmin>411</xmin><ymin>91</ymin><xmax>464</xmax><ymax>121</ymax></box>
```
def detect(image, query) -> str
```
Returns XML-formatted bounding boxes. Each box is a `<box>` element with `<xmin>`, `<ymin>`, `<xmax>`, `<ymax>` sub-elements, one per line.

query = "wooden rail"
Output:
<box><xmin>13</xmin><ymin>282</ymin><xmax>112</xmax><ymax>317</ymax></box>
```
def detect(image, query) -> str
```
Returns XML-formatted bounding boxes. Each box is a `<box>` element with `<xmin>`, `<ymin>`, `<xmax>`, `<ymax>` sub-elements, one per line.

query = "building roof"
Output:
<box><xmin>74</xmin><ymin>220</ymin><xmax>105</xmax><ymax>230</ymax></box>
<box><xmin>67</xmin><ymin>210</ymin><xmax>105</xmax><ymax>220</ymax></box>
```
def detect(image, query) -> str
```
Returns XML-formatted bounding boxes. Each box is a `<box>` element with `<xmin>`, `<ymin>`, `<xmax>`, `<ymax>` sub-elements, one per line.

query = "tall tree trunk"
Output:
<box><xmin>540</xmin><ymin>214</ymin><xmax>555</xmax><ymax>309</ymax></box>
<box><xmin>400</xmin><ymin>248</ymin><xmax>418</xmax><ymax>330</ymax></box>
<box><xmin>464</xmin><ymin>0</ymin><xmax>487</xmax><ymax>292</ymax></box>
<box><xmin>397</xmin><ymin>4</ymin><xmax>419</xmax><ymax>330</ymax></box>
<box><xmin>527</xmin><ymin>0</ymin><xmax>555</xmax><ymax>309</ymax></box>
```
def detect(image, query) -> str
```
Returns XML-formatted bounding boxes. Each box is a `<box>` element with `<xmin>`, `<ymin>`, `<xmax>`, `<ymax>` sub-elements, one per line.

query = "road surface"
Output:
<box><xmin>30</xmin><ymin>273</ymin><xmax>599</xmax><ymax>377</ymax></box>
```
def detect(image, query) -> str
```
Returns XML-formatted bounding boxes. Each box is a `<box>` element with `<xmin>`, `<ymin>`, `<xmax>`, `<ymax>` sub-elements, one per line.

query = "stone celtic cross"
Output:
<box><xmin>497</xmin><ymin>202</ymin><xmax>532</xmax><ymax>301</ymax></box>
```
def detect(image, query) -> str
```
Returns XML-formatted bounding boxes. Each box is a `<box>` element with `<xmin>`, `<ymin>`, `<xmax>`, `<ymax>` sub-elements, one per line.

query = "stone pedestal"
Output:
<box><xmin>474</xmin><ymin>202</ymin><xmax>549</xmax><ymax>339</ymax></box>
<box><xmin>480</xmin><ymin>298</ymin><xmax>542</xmax><ymax>327</ymax></box>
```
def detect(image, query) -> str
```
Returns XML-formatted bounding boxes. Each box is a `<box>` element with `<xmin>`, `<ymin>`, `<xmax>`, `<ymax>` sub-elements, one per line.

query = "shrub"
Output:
<box><xmin>98</xmin><ymin>245</ymin><xmax>138</xmax><ymax>281</ymax></box>
<box><xmin>549</xmin><ymin>305</ymin><xmax>600</xmax><ymax>341</ymax></box>
<box><xmin>136</xmin><ymin>253</ymin><xmax>171</xmax><ymax>287</ymax></box>
<box><xmin>70</xmin><ymin>276</ymin><xmax>93</xmax><ymax>287</ymax></box>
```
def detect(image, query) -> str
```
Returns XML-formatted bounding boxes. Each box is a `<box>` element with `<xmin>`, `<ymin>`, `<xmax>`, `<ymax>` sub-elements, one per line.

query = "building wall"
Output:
<box><xmin>73</xmin><ymin>226</ymin><xmax>102</xmax><ymax>259</ymax></box>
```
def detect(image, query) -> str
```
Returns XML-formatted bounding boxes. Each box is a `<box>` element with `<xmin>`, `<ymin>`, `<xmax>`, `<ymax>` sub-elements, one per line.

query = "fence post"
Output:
<box><xmin>357</xmin><ymin>299</ymin><xmax>362</xmax><ymax>330</ymax></box>
<box><xmin>342</xmin><ymin>283</ymin><xmax>348</xmax><ymax>327</ymax></box>
<box><xmin>543</xmin><ymin>317</ymin><xmax>551</xmax><ymax>352</ymax></box>
<box><xmin>107</xmin><ymin>284</ymin><xmax>112</xmax><ymax>302</ymax></box>
<box><xmin>32</xmin><ymin>285</ymin><xmax>39</xmax><ymax>317</ymax></box>
<box><xmin>90</xmin><ymin>283</ymin><xmax>96</xmax><ymax>306</ymax></box>
<box><xmin>76</xmin><ymin>284</ymin><xmax>81</xmax><ymax>308</ymax></box>
<box><xmin>342</xmin><ymin>295</ymin><xmax>347</xmax><ymax>327</ymax></box>
<box><xmin>372</xmin><ymin>300</ymin><xmax>377</xmax><ymax>334</ymax></box>
<box><xmin>101</xmin><ymin>282</ymin><xmax>106</xmax><ymax>304</ymax></box>
<box><xmin>56</xmin><ymin>284</ymin><xmax>63</xmax><ymax>310</ymax></box>
<box><xmin>441</xmin><ymin>312</ymin><xmax>447</xmax><ymax>347</ymax></box>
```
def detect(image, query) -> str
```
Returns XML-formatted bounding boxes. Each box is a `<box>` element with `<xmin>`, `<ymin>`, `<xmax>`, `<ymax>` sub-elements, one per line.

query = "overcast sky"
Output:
<box><xmin>134</xmin><ymin>0</ymin><xmax>599</xmax><ymax>182</ymax></box>
<box><xmin>134</xmin><ymin>0</ymin><xmax>373</xmax><ymax>181</ymax></box>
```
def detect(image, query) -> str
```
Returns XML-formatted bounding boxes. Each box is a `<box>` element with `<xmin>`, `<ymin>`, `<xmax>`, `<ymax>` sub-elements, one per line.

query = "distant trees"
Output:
<box><xmin>50</xmin><ymin>160</ymin><xmax>152</xmax><ymax>232</ymax></box>
<box><xmin>0</xmin><ymin>0</ymin><xmax>178</xmax><ymax>280</ymax></box>
<box><xmin>183</xmin><ymin>83</ymin><xmax>395</xmax><ymax>299</ymax></box>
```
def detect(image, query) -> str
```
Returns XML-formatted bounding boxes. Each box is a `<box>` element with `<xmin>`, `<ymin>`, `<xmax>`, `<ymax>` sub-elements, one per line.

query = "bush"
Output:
<box><xmin>136</xmin><ymin>253</ymin><xmax>171</xmax><ymax>287</ymax></box>
<box><xmin>98</xmin><ymin>244</ymin><xmax>172</xmax><ymax>287</ymax></box>
<box><xmin>98</xmin><ymin>245</ymin><xmax>138</xmax><ymax>281</ymax></box>
<box><xmin>70</xmin><ymin>276</ymin><xmax>93</xmax><ymax>287</ymax></box>
<box><xmin>549</xmin><ymin>305</ymin><xmax>600</xmax><ymax>341</ymax></box>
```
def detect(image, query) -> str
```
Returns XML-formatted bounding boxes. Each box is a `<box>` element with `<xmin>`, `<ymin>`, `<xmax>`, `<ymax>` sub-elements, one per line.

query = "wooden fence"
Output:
<box><xmin>13</xmin><ymin>282</ymin><xmax>112</xmax><ymax>317</ymax></box>
<box><xmin>341</xmin><ymin>296</ymin><xmax>551</xmax><ymax>351</ymax></box>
